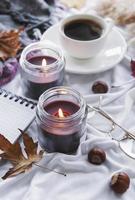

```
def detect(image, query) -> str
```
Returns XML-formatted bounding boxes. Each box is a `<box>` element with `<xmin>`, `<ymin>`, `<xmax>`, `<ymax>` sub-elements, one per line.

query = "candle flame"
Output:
<box><xmin>42</xmin><ymin>58</ymin><xmax>47</xmax><ymax>67</ymax></box>
<box><xmin>58</xmin><ymin>108</ymin><xmax>64</xmax><ymax>118</ymax></box>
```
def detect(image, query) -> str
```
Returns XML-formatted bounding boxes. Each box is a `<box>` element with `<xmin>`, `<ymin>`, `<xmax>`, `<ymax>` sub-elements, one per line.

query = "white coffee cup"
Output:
<box><xmin>59</xmin><ymin>14</ymin><xmax>113</xmax><ymax>59</ymax></box>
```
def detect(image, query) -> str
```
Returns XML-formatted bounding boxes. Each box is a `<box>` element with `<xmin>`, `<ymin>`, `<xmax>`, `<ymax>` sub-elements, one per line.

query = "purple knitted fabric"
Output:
<box><xmin>0</xmin><ymin>58</ymin><xmax>19</xmax><ymax>86</ymax></box>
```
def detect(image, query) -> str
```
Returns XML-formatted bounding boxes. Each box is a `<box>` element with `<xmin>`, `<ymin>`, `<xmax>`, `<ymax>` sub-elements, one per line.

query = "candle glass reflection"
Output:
<box><xmin>36</xmin><ymin>87</ymin><xmax>88</xmax><ymax>154</ymax></box>
<box><xmin>20</xmin><ymin>41</ymin><xmax>65</xmax><ymax>100</ymax></box>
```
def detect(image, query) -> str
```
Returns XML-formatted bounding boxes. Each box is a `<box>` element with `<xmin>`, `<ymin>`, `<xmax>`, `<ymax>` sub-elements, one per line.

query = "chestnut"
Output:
<box><xmin>110</xmin><ymin>172</ymin><xmax>130</xmax><ymax>194</ymax></box>
<box><xmin>88</xmin><ymin>147</ymin><xmax>106</xmax><ymax>165</ymax></box>
<box><xmin>92</xmin><ymin>81</ymin><xmax>108</xmax><ymax>94</ymax></box>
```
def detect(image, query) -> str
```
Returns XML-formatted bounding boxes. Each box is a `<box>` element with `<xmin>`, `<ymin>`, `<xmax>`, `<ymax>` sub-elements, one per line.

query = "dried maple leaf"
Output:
<box><xmin>0</xmin><ymin>28</ymin><xmax>22</xmax><ymax>60</ymax></box>
<box><xmin>0</xmin><ymin>130</ymin><xmax>44</xmax><ymax>180</ymax></box>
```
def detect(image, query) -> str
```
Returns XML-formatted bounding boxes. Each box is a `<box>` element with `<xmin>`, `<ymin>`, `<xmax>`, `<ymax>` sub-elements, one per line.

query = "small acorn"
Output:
<box><xmin>88</xmin><ymin>147</ymin><xmax>106</xmax><ymax>165</ymax></box>
<box><xmin>92</xmin><ymin>81</ymin><xmax>108</xmax><ymax>94</ymax></box>
<box><xmin>110</xmin><ymin>172</ymin><xmax>130</xmax><ymax>194</ymax></box>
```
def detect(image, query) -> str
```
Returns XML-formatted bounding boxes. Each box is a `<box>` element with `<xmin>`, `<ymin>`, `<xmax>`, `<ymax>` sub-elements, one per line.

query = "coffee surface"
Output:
<box><xmin>64</xmin><ymin>19</ymin><xmax>102</xmax><ymax>41</ymax></box>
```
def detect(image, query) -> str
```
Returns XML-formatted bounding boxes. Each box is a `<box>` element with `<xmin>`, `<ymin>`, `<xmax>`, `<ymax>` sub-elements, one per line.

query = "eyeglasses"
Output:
<box><xmin>87</xmin><ymin>102</ymin><xmax>135</xmax><ymax>159</ymax></box>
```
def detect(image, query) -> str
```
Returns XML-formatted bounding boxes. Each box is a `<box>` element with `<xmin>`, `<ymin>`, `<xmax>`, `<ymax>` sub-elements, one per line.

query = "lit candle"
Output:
<box><xmin>36</xmin><ymin>87</ymin><xmax>88</xmax><ymax>154</ymax></box>
<box><xmin>54</xmin><ymin>108</ymin><xmax>70</xmax><ymax>118</ymax></box>
<box><xmin>20</xmin><ymin>42</ymin><xmax>65</xmax><ymax>100</ymax></box>
<box><xmin>42</xmin><ymin>58</ymin><xmax>47</xmax><ymax>66</ymax></box>
<box><xmin>42</xmin><ymin>58</ymin><xmax>47</xmax><ymax>68</ymax></box>
<box><xmin>58</xmin><ymin>108</ymin><xmax>64</xmax><ymax>118</ymax></box>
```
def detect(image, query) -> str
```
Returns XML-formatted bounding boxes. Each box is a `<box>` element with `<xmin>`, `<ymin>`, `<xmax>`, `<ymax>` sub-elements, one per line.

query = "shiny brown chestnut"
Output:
<box><xmin>110</xmin><ymin>172</ymin><xmax>130</xmax><ymax>194</ymax></box>
<box><xmin>88</xmin><ymin>147</ymin><xmax>106</xmax><ymax>165</ymax></box>
<box><xmin>92</xmin><ymin>81</ymin><xmax>108</xmax><ymax>94</ymax></box>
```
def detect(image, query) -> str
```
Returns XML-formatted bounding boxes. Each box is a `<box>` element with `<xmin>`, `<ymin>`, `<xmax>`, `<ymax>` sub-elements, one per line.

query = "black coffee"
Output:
<box><xmin>64</xmin><ymin>19</ymin><xmax>102</xmax><ymax>41</ymax></box>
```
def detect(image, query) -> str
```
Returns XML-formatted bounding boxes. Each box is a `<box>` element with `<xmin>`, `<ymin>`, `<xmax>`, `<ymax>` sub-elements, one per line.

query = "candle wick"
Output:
<box><xmin>34</xmin><ymin>163</ymin><xmax>67</xmax><ymax>177</ymax></box>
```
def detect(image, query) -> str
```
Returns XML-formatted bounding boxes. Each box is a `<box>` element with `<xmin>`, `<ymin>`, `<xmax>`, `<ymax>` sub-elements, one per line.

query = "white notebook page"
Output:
<box><xmin>0</xmin><ymin>90</ymin><xmax>36</xmax><ymax>143</ymax></box>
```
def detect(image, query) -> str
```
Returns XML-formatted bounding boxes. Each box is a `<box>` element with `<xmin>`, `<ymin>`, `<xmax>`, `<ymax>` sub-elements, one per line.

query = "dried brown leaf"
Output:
<box><xmin>0</xmin><ymin>131</ymin><xmax>44</xmax><ymax>180</ymax></box>
<box><xmin>0</xmin><ymin>28</ymin><xmax>22</xmax><ymax>60</ymax></box>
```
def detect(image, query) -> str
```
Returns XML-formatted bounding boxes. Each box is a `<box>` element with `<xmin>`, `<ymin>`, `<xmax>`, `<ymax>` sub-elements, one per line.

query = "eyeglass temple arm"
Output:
<box><xmin>87</xmin><ymin>105</ymin><xmax>135</xmax><ymax>141</ymax></box>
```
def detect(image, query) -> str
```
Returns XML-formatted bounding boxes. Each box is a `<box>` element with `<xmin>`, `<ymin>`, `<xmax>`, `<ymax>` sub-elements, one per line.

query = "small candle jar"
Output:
<box><xmin>20</xmin><ymin>41</ymin><xmax>65</xmax><ymax>100</ymax></box>
<box><xmin>36</xmin><ymin>86</ymin><xmax>88</xmax><ymax>154</ymax></box>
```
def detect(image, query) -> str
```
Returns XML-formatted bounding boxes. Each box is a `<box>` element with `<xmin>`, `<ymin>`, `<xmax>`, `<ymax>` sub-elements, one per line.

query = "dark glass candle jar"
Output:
<box><xmin>20</xmin><ymin>41</ymin><xmax>65</xmax><ymax>100</ymax></box>
<box><xmin>36</xmin><ymin>86</ymin><xmax>88</xmax><ymax>154</ymax></box>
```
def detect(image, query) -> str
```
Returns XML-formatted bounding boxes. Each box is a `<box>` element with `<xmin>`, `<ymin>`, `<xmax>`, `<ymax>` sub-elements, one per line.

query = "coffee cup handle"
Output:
<box><xmin>105</xmin><ymin>17</ymin><xmax>114</xmax><ymax>35</ymax></box>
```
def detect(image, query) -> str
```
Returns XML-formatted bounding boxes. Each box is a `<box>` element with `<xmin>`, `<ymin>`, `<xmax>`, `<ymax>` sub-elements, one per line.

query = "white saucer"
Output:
<box><xmin>42</xmin><ymin>24</ymin><xmax>127</xmax><ymax>74</ymax></box>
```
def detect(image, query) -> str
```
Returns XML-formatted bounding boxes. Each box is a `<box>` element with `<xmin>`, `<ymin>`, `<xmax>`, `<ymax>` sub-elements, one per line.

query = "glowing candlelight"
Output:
<box><xmin>42</xmin><ymin>58</ymin><xmax>47</xmax><ymax>67</ymax></box>
<box><xmin>41</xmin><ymin>58</ymin><xmax>47</xmax><ymax>72</ymax></box>
<box><xmin>58</xmin><ymin>108</ymin><xmax>65</xmax><ymax>118</ymax></box>
<box><xmin>42</xmin><ymin>58</ymin><xmax>47</xmax><ymax>72</ymax></box>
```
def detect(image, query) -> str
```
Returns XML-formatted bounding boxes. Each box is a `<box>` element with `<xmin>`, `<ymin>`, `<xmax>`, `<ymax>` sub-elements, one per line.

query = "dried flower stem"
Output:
<box><xmin>34</xmin><ymin>163</ymin><xmax>67</xmax><ymax>176</ymax></box>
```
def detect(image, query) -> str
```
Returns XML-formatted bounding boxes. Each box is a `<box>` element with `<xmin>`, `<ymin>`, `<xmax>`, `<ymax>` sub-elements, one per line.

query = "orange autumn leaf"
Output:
<box><xmin>0</xmin><ymin>130</ymin><xmax>44</xmax><ymax>180</ymax></box>
<box><xmin>0</xmin><ymin>29</ymin><xmax>22</xmax><ymax>60</ymax></box>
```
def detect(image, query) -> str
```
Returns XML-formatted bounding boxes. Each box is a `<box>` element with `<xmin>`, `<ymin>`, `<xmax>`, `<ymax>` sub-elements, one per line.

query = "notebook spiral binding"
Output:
<box><xmin>0</xmin><ymin>88</ymin><xmax>37</xmax><ymax>109</ymax></box>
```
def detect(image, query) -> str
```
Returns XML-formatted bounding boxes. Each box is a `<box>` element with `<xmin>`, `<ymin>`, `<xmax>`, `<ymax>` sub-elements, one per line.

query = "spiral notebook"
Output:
<box><xmin>0</xmin><ymin>89</ymin><xmax>37</xmax><ymax>143</ymax></box>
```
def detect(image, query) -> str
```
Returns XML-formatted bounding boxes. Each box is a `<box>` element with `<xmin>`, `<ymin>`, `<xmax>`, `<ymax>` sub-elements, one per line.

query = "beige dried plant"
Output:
<box><xmin>60</xmin><ymin>0</ymin><xmax>86</xmax><ymax>9</ymax></box>
<box><xmin>97</xmin><ymin>0</ymin><xmax>135</xmax><ymax>25</ymax></box>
